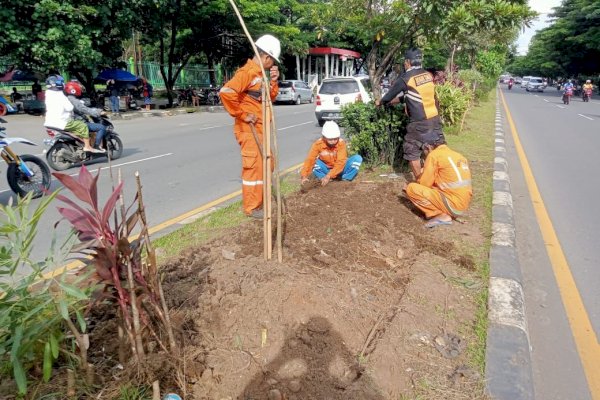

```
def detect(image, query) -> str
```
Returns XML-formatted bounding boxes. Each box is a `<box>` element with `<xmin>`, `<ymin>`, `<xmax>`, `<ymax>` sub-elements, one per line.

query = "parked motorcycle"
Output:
<box><xmin>0</xmin><ymin>117</ymin><xmax>51</xmax><ymax>198</ymax></box>
<box><xmin>44</xmin><ymin>115</ymin><xmax>123</xmax><ymax>171</ymax></box>
<box><xmin>582</xmin><ymin>88</ymin><xmax>592</xmax><ymax>102</ymax></box>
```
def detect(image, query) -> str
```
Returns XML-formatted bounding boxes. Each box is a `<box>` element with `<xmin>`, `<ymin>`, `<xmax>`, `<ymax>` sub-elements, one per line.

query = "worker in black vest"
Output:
<box><xmin>376</xmin><ymin>48</ymin><xmax>445</xmax><ymax>179</ymax></box>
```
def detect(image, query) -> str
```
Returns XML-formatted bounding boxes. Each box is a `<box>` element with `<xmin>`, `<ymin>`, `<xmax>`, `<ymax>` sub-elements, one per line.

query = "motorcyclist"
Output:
<box><xmin>64</xmin><ymin>80</ymin><xmax>108</xmax><ymax>150</ymax></box>
<box><xmin>583</xmin><ymin>79</ymin><xmax>593</xmax><ymax>95</ymax></box>
<box><xmin>44</xmin><ymin>75</ymin><xmax>104</xmax><ymax>153</ymax></box>
<box><xmin>508</xmin><ymin>77</ymin><xmax>514</xmax><ymax>89</ymax></box>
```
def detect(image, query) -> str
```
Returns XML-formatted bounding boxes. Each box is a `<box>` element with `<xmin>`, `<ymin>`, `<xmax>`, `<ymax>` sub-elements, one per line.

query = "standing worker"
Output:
<box><xmin>403</xmin><ymin>131</ymin><xmax>472</xmax><ymax>228</ymax></box>
<box><xmin>300</xmin><ymin>121</ymin><xmax>362</xmax><ymax>187</ymax></box>
<box><xmin>220</xmin><ymin>34</ymin><xmax>281</xmax><ymax>219</ymax></box>
<box><xmin>376</xmin><ymin>48</ymin><xmax>444</xmax><ymax>180</ymax></box>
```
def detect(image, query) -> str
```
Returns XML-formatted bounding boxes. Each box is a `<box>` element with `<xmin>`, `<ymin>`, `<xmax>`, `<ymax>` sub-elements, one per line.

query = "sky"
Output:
<box><xmin>516</xmin><ymin>0</ymin><xmax>562</xmax><ymax>55</ymax></box>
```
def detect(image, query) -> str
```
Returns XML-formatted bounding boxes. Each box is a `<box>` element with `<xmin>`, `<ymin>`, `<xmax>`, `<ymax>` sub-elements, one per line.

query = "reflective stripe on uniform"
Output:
<box><xmin>440</xmin><ymin>192</ymin><xmax>464</xmax><ymax>217</ymax></box>
<box><xmin>242</xmin><ymin>180</ymin><xmax>264</xmax><ymax>186</ymax></box>
<box><xmin>439</xmin><ymin>180</ymin><xmax>472</xmax><ymax>189</ymax></box>
<box><xmin>220</xmin><ymin>87</ymin><xmax>236</xmax><ymax>93</ymax></box>
<box><xmin>448</xmin><ymin>156</ymin><xmax>463</xmax><ymax>182</ymax></box>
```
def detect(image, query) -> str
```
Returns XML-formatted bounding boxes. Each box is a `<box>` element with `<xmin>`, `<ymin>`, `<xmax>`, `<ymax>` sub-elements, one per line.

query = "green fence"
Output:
<box><xmin>1</xmin><ymin>61</ymin><xmax>222</xmax><ymax>94</ymax></box>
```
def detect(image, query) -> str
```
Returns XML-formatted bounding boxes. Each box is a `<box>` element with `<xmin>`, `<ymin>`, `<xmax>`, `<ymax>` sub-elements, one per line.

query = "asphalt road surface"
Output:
<box><xmin>500</xmin><ymin>85</ymin><xmax>600</xmax><ymax>400</ymax></box>
<box><xmin>1</xmin><ymin>104</ymin><xmax>320</xmax><ymax>272</ymax></box>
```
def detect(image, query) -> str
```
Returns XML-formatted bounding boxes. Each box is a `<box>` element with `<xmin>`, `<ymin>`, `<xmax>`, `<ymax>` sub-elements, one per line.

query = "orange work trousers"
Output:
<box><xmin>235</xmin><ymin>130</ymin><xmax>273</xmax><ymax>215</ymax></box>
<box><xmin>405</xmin><ymin>183</ymin><xmax>463</xmax><ymax>219</ymax></box>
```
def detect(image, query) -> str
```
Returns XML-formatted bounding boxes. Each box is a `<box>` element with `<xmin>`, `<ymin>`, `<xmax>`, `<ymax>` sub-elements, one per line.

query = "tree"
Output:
<box><xmin>0</xmin><ymin>0</ymin><xmax>135</xmax><ymax>100</ymax></box>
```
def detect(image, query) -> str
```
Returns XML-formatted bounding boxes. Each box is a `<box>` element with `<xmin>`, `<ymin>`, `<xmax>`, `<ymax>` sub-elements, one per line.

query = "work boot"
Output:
<box><xmin>249</xmin><ymin>209</ymin><xmax>264</xmax><ymax>219</ymax></box>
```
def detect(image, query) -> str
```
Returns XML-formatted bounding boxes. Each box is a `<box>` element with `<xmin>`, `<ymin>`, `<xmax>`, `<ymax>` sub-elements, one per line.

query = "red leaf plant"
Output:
<box><xmin>53</xmin><ymin>166</ymin><xmax>176</xmax><ymax>364</ymax></box>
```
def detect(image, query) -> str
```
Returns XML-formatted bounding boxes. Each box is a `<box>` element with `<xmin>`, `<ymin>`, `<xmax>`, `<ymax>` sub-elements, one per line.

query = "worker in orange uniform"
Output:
<box><xmin>220</xmin><ymin>35</ymin><xmax>281</xmax><ymax>219</ymax></box>
<box><xmin>403</xmin><ymin>130</ymin><xmax>472</xmax><ymax>228</ymax></box>
<box><xmin>300</xmin><ymin>121</ymin><xmax>363</xmax><ymax>186</ymax></box>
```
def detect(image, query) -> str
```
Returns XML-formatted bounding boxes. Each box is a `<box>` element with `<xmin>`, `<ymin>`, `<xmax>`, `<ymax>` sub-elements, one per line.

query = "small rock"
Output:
<box><xmin>221</xmin><ymin>249</ymin><xmax>236</xmax><ymax>260</ymax></box>
<box><xmin>268</xmin><ymin>389</ymin><xmax>282</xmax><ymax>400</ymax></box>
<box><xmin>288</xmin><ymin>338</ymin><xmax>299</xmax><ymax>349</ymax></box>
<box><xmin>266</xmin><ymin>378</ymin><xmax>278</xmax><ymax>386</ymax></box>
<box><xmin>396</xmin><ymin>248</ymin><xmax>405</xmax><ymax>259</ymax></box>
<box><xmin>350</xmin><ymin>287</ymin><xmax>358</xmax><ymax>301</ymax></box>
<box><xmin>288</xmin><ymin>380</ymin><xmax>301</xmax><ymax>393</ymax></box>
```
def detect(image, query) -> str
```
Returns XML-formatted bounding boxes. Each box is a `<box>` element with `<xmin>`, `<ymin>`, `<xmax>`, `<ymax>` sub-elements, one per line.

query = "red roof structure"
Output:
<box><xmin>309</xmin><ymin>47</ymin><xmax>361</xmax><ymax>59</ymax></box>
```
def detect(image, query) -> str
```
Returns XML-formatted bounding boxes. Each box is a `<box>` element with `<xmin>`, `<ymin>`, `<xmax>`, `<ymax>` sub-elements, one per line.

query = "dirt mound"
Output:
<box><xmin>156</xmin><ymin>179</ymin><xmax>486</xmax><ymax>399</ymax></box>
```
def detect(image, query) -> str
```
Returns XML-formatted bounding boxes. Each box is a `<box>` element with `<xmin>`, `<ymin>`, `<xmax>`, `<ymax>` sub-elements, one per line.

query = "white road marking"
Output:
<box><xmin>557</xmin><ymin>105</ymin><xmax>565</xmax><ymax>109</ymax></box>
<box><xmin>278</xmin><ymin>121</ymin><xmax>315</xmax><ymax>131</ymax></box>
<box><xmin>543</xmin><ymin>99</ymin><xmax>549</xmax><ymax>102</ymax></box>
<box><xmin>578</xmin><ymin>114</ymin><xmax>594</xmax><ymax>121</ymax></box>
<box><xmin>69</xmin><ymin>152</ymin><xmax>174</xmax><ymax>176</ymax></box>
<box><xmin>0</xmin><ymin>152</ymin><xmax>176</xmax><ymax>193</ymax></box>
<box><xmin>535</xmin><ymin>95</ymin><xmax>539</xmax><ymax>97</ymax></box>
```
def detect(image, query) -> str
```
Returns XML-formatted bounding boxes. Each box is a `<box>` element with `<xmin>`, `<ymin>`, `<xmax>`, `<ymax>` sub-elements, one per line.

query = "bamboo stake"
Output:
<box><xmin>228</xmin><ymin>0</ymin><xmax>279</xmax><ymax>260</ymax></box>
<box><xmin>269</xmin><ymin>107</ymin><xmax>283</xmax><ymax>262</ymax></box>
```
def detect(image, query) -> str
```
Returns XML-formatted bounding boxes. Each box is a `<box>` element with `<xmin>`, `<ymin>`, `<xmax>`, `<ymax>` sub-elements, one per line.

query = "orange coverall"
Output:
<box><xmin>300</xmin><ymin>138</ymin><xmax>348</xmax><ymax>179</ymax></box>
<box><xmin>220</xmin><ymin>60</ymin><xmax>278</xmax><ymax>215</ymax></box>
<box><xmin>405</xmin><ymin>144</ymin><xmax>472</xmax><ymax>219</ymax></box>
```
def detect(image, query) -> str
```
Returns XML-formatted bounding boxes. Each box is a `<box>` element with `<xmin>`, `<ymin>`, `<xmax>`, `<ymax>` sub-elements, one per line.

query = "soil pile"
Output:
<box><xmin>158</xmin><ymin>179</ymin><xmax>487</xmax><ymax>399</ymax></box>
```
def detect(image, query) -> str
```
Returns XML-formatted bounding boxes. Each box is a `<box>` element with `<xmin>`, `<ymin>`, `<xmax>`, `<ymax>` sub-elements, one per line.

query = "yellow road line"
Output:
<box><xmin>40</xmin><ymin>162</ymin><xmax>304</xmax><ymax>281</ymax></box>
<box><xmin>500</xmin><ymin>90</ymin><xmax>600</xmax><ymax>398</ymax></box>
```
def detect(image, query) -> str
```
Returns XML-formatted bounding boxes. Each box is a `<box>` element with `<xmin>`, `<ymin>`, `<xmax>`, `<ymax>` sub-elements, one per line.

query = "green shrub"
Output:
<box><xmin>457</xmin><ymin>69</ymin><xmax>484</xmax><ymax>93</ymax></box>
<box><xmin>435</xmin><ymin>82</ymin><xmax>473</xmax><ymax>127</ymax></box>
<box><xmin>340</xmin><ymin>102</ymin><xmax>408</xmax><ymax>167</ymax></box>
<box><xmin>0</xmin><ymin>193</ymin><xmax>90</xmax><ymax>395</ymax></box>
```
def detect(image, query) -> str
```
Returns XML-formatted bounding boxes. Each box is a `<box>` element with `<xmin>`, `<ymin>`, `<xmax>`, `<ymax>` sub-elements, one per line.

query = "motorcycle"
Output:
<box><xmin>562</xmin><ymin>88</ymin><xmax>573</xmax><ymax>105</ymax></box>
<box><xmin>508</xmin><ymin>81</ymin><xmax>513</xmax><ymax>90</ymax></box>
<box><xmin>44</xmin><ymin>115</ymin><xmax>123</xmax><ymax>171</ymax></box>
<box><xmin>582</xmin><ymin>88</ymin><xmax>592</xmax><ymax>102</ymax></box>
<box><xmin>0</xmin><ymin>117</ymin><xmax>51</xmax><ymax>198</ymax></box>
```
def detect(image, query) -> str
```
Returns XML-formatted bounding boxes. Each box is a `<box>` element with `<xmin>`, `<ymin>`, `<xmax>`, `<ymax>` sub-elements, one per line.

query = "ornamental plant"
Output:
<box><xmin>52</xmin><ymin>166</ymin><xmax>176</xmax><ymax>366</ymax></box>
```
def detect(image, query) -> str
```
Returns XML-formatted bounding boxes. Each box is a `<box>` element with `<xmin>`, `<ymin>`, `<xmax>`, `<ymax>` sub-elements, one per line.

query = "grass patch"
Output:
<box><xmin>152</xmin><ymin>172</ymin><xmax>301</xmax><ymax>262</ymax></box>
<box><xmin>446</xmin><ymin>90</ymin><xmax>496</xmax><ymax>373</ymax></box>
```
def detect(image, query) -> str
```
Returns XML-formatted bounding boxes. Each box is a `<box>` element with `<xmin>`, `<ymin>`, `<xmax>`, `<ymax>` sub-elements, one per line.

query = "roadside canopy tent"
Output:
<box><xmin>95</xmin><ymin>69</ymin><xmax>139</xmax><ymax>82</ymax></box>
<box><xmin>0</xmin><ymin>68</ymin><xmax>44</xmax><ymax>82</ymax></box>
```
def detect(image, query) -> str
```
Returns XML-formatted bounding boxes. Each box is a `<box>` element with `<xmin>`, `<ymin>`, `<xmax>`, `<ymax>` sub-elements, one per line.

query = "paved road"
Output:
<box><xmin>500</xmin><ymin>86</ymin><xmax>600</xmax><ymax>400</ymax></box>
<box><xmin>1</xmin><ymin>104</ymin><xmax>320</xmax><ymax>270</ymax></box>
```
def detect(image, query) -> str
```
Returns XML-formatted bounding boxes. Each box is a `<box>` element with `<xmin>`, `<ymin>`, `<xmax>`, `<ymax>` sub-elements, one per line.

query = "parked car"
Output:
<box><xmin>526</xmin><ymin>77</ymin><xmax>546</xmax><ymax>92</ymax></box>
<box><xmin>315</xmin><ymin>76</ymin><xmax>372</xmax><ymax>126</ymax></box>
<box><xmin>275</xmin><ymin>80</ymin><xmax>314</xmax><ymax>105</ymax></box>
<box><xmin>515</xmin><ymin>77</ymin><xmax>523</xmax><ymax>84</ymax></box>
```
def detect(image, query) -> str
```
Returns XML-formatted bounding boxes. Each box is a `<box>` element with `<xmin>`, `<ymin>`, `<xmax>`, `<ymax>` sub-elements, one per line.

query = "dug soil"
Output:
<box><xmin>14</xmin><ymin>174</ymin><xmax>489</xmax><ymax>399</ymax></box>
<box><xmin>153</xmin><ymin>175</ymin><xmax>488</xmax><ymax>399</ymax></box>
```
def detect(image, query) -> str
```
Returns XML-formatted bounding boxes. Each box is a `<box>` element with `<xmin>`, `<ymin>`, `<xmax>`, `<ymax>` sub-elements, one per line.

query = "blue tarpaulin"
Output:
<box><xmin>95</xmin><ymin>69</ymin><xmax>139</xmax><ymax>82</ymax></box>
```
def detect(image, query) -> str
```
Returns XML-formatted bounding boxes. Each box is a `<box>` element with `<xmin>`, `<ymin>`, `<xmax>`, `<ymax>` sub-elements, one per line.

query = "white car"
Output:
<box><xmin>275</xmin><ymin>80</ymin><xmax>314</xmax><ymax>105</ymax></box>
<box><xmin>521</xmin><ymin>76</ymin><xmax>532</xmax><ymax>88</ymax></box>
<box><xmin>315</xmin><ymin>76</ymin><xmax>372</xmax><ymax>126</ymax></box>
<box><xmin>526</xmin><ymin>77</ymin><xmax>546</xmax><ymax>92</ymax></box>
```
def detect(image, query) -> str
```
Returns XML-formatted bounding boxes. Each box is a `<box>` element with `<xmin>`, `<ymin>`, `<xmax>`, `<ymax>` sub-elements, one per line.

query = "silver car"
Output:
<box><xmin>526</xmin><ymin>77</ymin><xmax>546</xmax><ymax>92</ymax></box>
<box><xmin>276</xmin><ymin>80</ymin><xmax>314</xmax><ymax>105</ymax></box>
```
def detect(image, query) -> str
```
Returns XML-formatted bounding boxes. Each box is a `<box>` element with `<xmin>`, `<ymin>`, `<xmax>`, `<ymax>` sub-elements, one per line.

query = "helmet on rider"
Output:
<box><xmin>322</xmin><ymin>121</ymin><xmax>341</xmax><ymax>140</ymax></box>
<box><xmin>64</xmin><ymin>80</ymin><xmax>83</xmax><ymax>97</ymax></box>
<box><xmin>46</xmin><ymin>75</ymin><xmax>65</xmax><ymax>90</ymax></box>
<box><xmin>255</xmin><ymin>34</ymin><xmax>281</xmax><ymax>63</ymax></box>
<box><xmin>586</xmin><ymin>79</ymin><xmax>591</xmax><ymax>83</ymax></box>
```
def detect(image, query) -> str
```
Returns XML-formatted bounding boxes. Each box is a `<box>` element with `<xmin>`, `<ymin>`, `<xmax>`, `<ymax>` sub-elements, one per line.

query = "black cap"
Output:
<box><xmin>420</xmin><ymin>130</ymin><xmax>443</xmax><ymax>147</ymax></box>
<box><xmin>404</xmin><ymin>48</ymin><xmax>423</xmax><ymax>63</ymax></box>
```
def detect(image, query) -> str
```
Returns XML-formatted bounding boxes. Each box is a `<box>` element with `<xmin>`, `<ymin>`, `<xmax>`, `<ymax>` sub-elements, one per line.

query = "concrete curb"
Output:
<box><xmin>112</xmin><ymin>105</ymin><xmax>225</xmax><ymax>121</ymax></box>
<box><xmin>485</xmin><ymin>92</ymin><xmax>534</xmax><ymax>399</ymax></box>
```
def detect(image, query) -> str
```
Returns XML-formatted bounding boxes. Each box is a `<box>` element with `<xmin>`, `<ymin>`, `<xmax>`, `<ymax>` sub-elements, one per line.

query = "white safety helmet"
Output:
<box><xmin>255</xmin><ymin>34</ymin><xmax>281</xmax><ymax>62</ymax></box>
<box><xmin>322</xmin><ymin>121</ymin><xmax>341</xmax><ymax>139</ymax></box>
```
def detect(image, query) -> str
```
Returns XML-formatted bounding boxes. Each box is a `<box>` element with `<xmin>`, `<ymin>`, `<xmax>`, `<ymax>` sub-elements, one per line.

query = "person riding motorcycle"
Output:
<box><xmin>44</xmin><ymin>75</ymin><xmax>104</xmax><ymax>153</ymax></box>
<box><xmin>64</xmin><ymin>80</ymin><xmax>108</xmax><ymax>150</ymax></box>
<box><xmin>582</xmin><ymin>80</ymin><xmax>593</xmax><ymax>99</ymax></box>
<box><xmin>508</xmin><ymin>77</ymin><xmax>514</xmax><ymax>89</ymax></box>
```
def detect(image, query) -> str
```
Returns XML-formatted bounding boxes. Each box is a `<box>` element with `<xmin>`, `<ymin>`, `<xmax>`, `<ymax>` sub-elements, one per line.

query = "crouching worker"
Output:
<box><xmin>300</xmin><ymin>121</ymin><xmax>362</xmax><ymax>187</ymax></box>
<box><xmin>404</xmin><ymin>131</ymin><xmax>472</xmax><ymax>228</ymax></box>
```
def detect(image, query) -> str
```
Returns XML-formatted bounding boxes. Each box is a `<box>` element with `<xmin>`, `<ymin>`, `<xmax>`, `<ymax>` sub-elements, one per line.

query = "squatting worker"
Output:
<box><xmin>376</xmin><ymin>48</ymin><xmax>444</xmax><ymax>180</ymax></box>
<box><xmin>220</xmin><ymin>34</ymin><xmax>281</xmax><ymax>219</ymax></box>
<box><xmin>403</xmin><ymin>130</ymin><xmax>472</xmax><ymax>228</ymax></box>
<box><xmin>300</xmin><ymin>121</ymin><xmax>363</xmax><ymax>186</ymax></box>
